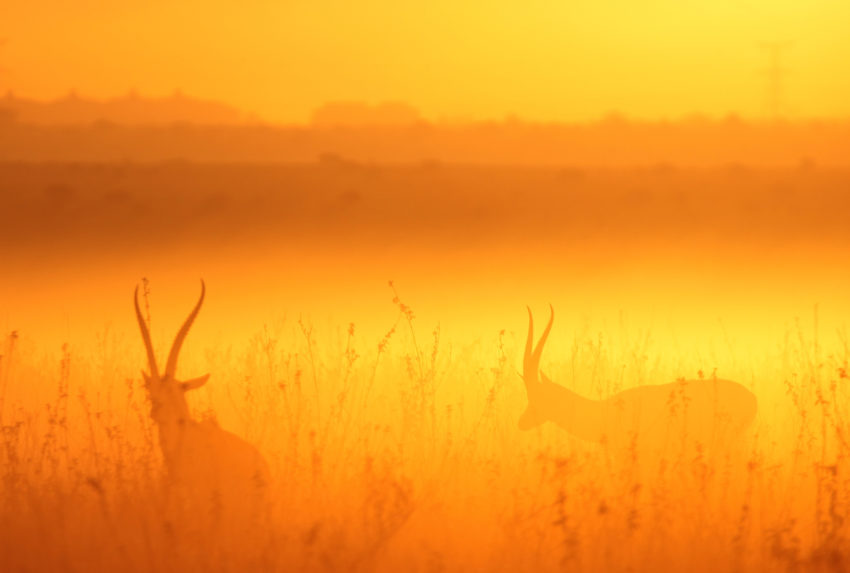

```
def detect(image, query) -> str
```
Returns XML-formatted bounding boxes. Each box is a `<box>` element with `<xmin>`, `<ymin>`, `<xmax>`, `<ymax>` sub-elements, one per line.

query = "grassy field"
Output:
<box><xmin>1</xmin><ymin>289</ymin><xmax>848</xmax><ymax>572</ymax></box>
<box><xmin>1</xmin><ymin>163</ymin><xmax>849</xmax><ymax>572</ymax></box>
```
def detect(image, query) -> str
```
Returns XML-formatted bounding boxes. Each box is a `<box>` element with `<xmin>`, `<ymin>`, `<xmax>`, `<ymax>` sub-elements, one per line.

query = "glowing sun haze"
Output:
<box><xmin>3</xmin><ymin>0</ymin><xmax>848</xmax><ymax>122</ymax></box>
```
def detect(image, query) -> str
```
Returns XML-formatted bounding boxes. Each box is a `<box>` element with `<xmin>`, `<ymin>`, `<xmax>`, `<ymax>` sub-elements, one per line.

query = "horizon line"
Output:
<box><xmin>2</xmin><ymin>89</ymin><xmax>849</xmax><ymax>127</ymax></box>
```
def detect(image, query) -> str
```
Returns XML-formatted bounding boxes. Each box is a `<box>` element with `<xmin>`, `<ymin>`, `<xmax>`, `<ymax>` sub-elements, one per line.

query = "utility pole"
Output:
<box><xmin>0</xmin><ymin>39</ymin><xmax>7</xmax><ymax>92</ymax></box>
<box><xmin>760</xmin><ymin>41</ymin><xmax>793</xmax><ymax>120</ymax></box>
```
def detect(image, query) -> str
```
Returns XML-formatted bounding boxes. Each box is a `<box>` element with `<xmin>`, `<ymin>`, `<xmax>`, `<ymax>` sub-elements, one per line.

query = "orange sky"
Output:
<box><xmin>2</xmin><ymin>1</ymin><xmax>849</xmax><ymax>123</ymax></box>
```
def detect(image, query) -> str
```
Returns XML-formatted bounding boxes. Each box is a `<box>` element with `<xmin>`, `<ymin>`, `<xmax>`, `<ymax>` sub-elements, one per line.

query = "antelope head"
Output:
<box><xmin>519</xmin><ymin>304</ymin><xmax>554</xmax><ymax>430</ymax></box>
<box><xmin>134</xmin><ymin>281</ymin><xmax>210</xmax><ymax>431</ymax></box>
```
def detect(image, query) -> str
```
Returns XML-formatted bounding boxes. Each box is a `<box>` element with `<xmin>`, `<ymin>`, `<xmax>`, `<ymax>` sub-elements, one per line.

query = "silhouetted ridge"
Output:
<box><xmin>312</xmin><ymin>101</ymin><xmax>423</xmax><ymax>127</ymax></box>
<box><xmin>0</xmin><ymin>91</ymin><xmax>252</xmax><ymax>126</ymax></box>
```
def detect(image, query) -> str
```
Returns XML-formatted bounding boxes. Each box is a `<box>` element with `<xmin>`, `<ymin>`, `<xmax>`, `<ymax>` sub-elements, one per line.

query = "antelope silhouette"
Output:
<box><xmin>134</xmin><ymin>281</ymin><xmax>269</xmax><ymax>526</ymax></box>
<box><xmin>521</xmin><ymin>306</ymin><xmax>757</xmax><ymax>455</ymax></box>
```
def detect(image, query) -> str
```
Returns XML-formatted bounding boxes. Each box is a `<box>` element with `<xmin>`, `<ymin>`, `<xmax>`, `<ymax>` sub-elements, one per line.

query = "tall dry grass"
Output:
<box><xmin>1</xmin><ymin>292</ymin><xmax>849</xmax><ymax>572</ymax></box>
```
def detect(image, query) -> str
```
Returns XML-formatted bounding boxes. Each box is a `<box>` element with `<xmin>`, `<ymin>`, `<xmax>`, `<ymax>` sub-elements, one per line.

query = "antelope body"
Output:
<box><xmin>521</xmin><ymin>306</ymin><xmax>757</xmax><ymax>453</ymax></box>
<box><xmin>134</xmin><ymin>281</ymin><xmax>269</xmax><ymax>524</ymax></box>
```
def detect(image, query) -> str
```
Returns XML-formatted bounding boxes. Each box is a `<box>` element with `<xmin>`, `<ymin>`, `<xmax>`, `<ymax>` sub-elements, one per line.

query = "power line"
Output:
<box><xmin>759</xmin><ymin>41</ymin><xmax>793</xmax><ymax>120</ymax></box>
<box><xmin>0</xmin><ymin>39</ymin><xmax>7</xmax><ymax>88</ymax></box>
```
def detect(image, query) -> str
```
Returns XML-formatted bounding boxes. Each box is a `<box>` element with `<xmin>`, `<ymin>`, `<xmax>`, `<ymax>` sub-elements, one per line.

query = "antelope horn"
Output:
<box><xmin>524</xmin><ymin>304</ymin><xmax>554</xmax><ymax>383</ymax></box>
<box><xmin>134</xmin><ymin>285</ymin><xmax>159</xmax><ymax>379</ymax></box>
<box><xmin>524</xmin><ymin>306</ymin><xmax>535</xmax><ymax>377</ymax></box>
<box><xmin>532</xmin><ymin>304</ymin><xmax>554</xmax><ymax>367</ymax></box>
<box><xmin>164</xmin><ymin>280</ymin><xmax>206</xmax><ymax>379</ymax></box>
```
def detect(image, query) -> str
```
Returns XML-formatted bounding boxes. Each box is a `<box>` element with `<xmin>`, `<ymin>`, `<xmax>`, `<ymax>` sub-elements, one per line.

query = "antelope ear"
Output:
<box><xmin>180</xmin><ymin>374</ymin><xmax>210</xmax><ymax>392</ymax></box>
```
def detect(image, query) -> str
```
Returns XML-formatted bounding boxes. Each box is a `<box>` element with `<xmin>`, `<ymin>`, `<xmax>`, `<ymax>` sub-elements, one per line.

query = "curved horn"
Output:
<box><xmin>524</xmin><ymin>306</ymin><xmax>535</xmax><ymax>376</ymax></box>
<box><xmin>134</xmin><ymin>285</ymin><xmax>159</xmax><ymax>379</ymax></box>
<box><xmin>532</xmin><ymin>304</ymin><xmax>554</xmax><ymax>367</ymax></box>
<box><xmin>164</xmin><ymin>280</ymin><xmax>205</xmax><ymax>379</ymax></box>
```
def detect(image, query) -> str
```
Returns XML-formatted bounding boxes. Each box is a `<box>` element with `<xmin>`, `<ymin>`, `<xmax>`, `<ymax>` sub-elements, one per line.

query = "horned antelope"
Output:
<box><xmin>521</xmin><ymin>306</ymin><xmax>757</xmax><ymax>457</ymax></box>
<box><xmin>134</xmin><ymin>281</ymin><xmax>269</xmax><ymax>527</ymax></box>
